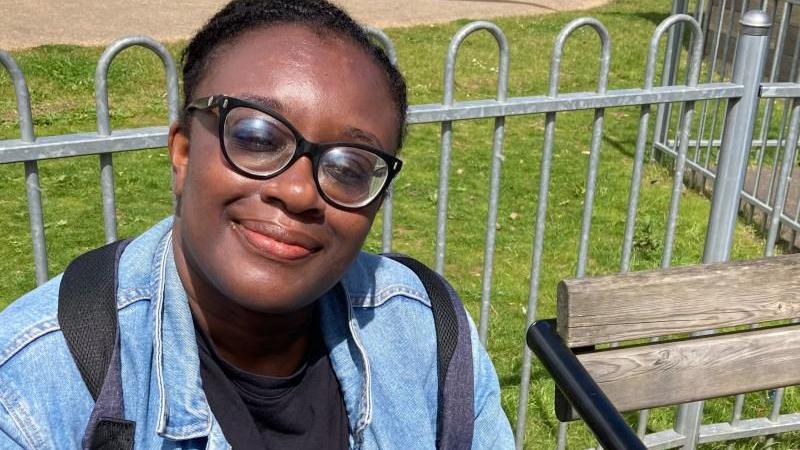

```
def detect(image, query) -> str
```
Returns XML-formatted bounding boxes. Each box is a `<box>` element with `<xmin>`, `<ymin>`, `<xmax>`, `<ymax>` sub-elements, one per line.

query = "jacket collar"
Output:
<box><xmin>146</xmin><ymin>221</ymin><xmax>375</xmax><ymax>443</ymax></box>
<box><xmin>151</xmin><ymin>229</ymin><xmax>213</xmax><ymax>440</ymax></box>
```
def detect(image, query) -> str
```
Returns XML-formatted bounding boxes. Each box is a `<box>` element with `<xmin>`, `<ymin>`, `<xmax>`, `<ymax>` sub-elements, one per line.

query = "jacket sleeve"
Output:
<box><xmin>468</xmin><ymin>317</ymin><xmax>516</xmax><ymax>450</ymax></box>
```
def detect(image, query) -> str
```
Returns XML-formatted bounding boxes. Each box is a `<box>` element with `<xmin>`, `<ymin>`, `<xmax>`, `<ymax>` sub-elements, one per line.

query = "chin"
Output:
<box><xmin>220</xmin><ymin>281</ymin><xmax>323</xmax><ymax>315</ymax></box>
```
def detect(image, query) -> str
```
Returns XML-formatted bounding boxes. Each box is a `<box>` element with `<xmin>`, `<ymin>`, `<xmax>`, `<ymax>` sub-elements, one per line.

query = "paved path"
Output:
<box><xmin>0</xmin><ymin>0</ymin><xmax>607</xmax><ymax>50</ymax></box>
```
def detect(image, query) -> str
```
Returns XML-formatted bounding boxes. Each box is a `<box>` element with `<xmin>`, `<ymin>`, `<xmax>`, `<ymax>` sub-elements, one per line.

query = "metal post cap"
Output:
<box><xmin>740</xmin><ymin>10</ymin><xmax>771</xmax><ymax>31</ymax></box>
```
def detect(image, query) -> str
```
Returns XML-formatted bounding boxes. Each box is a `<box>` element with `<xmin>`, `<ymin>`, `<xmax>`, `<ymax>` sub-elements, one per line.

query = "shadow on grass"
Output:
<box><xmin>498</xmin><ymin>355</ymin><xmax>551</xmax><ymax>389</ymax></box>
<box><xmin>602</xmin><ymin>11</ymin><xmax>670</xmax><ymax>27</ymax></box>
<box><xmin>603</xmin><ymin>132</ymin><xmax>637</xmax><ymax>159</ymax></box>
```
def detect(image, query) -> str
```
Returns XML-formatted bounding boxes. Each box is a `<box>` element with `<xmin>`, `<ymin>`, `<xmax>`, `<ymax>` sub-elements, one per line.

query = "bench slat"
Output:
<box><xmin>565</xmin><ymin>324</ymin><xmax>800</xmax><ymax>416</ymax></box>
<box><xmin>557</xmin><ymin>254</ymin><xmax>800</xmax><ymax>347</ymax></box>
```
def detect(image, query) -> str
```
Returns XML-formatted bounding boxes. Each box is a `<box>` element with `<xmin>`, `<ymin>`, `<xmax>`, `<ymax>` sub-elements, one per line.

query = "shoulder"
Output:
<box><xmin>339</xmin><ymin>251</ymin><xmax>431</xmax><ymax>309</ymax></box>
<box><xmin>0</xmin><ymin>218</ymin><xmax>175</xmax><ymax>447</ymax></box>
<box><xmin>336</xmin><ymin>251</ymin><xmax>439</xmax><ymax>368</ymax></box>
<box><xmin>0</xmin><ymin>275</ymin><xmax>63</xmax><ymax>370</ymax></box>
<box><xmin>0</xmin><ymin>275</ymin><xmax>89</xmax><ymax>449</ymax></box>
<box><xmin>337</xmin><ymin>252</ymin><xmax>441</xmax><ymax>375</ymax></box>
<box><xmin>0</xmin><ymin>217</ymin><xmax>173</xmax><ymax>370</ymax></box>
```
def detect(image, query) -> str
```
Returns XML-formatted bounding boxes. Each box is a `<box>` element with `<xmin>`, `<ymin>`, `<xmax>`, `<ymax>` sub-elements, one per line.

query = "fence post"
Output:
<box><xmin>673</xmin><ymin>9</ymin><xmax>771</xmax><ymax>449</ymax></box>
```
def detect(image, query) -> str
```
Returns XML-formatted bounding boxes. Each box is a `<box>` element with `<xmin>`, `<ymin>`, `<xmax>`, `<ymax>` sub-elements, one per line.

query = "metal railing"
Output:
<box><xmin>659</xmin><ymin>0</ymin><xmax>800</xmax><ymax>250</ymax></box>
<box><xmin>2</xmin><ymin>8</ymin><xmax>799</xmax><ymax>450</ymax></box>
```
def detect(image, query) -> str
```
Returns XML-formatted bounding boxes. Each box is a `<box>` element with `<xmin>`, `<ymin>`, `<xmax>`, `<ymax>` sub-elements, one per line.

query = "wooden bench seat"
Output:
<box><xmin>528</xmin><ymin>253</ymin><xmax>800</xmax><ymax>447</ymax></box>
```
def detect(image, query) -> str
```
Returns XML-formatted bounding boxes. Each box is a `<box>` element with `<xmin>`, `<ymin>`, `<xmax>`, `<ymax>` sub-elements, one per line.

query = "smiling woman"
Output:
<box><xmin>0</xmin><ymin>0</ymin><xmax>513</xmax><ymax>449</ymax></box>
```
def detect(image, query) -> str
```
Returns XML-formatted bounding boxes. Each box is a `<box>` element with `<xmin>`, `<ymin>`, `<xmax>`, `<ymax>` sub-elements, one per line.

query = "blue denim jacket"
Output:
<box><xmin>0</xmin><ymin>217</ymin><xmax>513</xmax><ymax>449</ymax></box>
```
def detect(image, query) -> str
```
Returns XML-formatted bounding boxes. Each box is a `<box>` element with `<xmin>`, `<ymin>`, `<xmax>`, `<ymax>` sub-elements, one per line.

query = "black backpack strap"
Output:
<box><xmin>382</xmin><ymin>253</ymin><xmax>474</xmax><ymax>450</ymax></box>
<box><xmin>58</xmin><ymin>239</ymin><xmax>135</xmax><ymax>450</ymax></box>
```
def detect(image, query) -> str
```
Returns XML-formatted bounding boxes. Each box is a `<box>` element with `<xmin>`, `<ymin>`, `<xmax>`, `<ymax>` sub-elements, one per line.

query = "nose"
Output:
<box><xmin>259</xmin><ymin>157</ymin><xmax>325</xmax><ymax>218</ymax></box>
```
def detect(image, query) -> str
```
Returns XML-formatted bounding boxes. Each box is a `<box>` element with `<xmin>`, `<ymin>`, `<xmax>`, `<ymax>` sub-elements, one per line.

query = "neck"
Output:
<box><xmin>172</xmin><ymin>232</ymin><xmax>315</xmax><ymax>378</ymax></box>
<box><xmin>190</xmin><ymin>297</ymin><xmax>316</xmax><ymax>377</ymax></box>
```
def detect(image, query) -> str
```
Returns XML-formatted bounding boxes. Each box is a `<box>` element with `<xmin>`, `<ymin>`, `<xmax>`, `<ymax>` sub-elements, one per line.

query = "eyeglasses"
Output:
<box><xmin>186</xmin><ymin>95</ymin><xmax>403</xmax><ymax>210</ymax></box>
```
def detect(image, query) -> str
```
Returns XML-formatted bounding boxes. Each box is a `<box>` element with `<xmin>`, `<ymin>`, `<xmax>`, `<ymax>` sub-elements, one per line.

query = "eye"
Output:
<box><xmin>322</xmin><ymin>159</ymin><xmax>370</xmax><ymax>186</ymax></box>
<box><xmin>223</xmin><ymin>108</ymin><xmax>298</xmax><ymax>173</ymax></box>
<box><xmin>320</xmin><ymin>149</ymin><xmax>375</xmax><ymax>187</ymax></box>
<box><xmin>228</xmin><ymin>117</ymin><xmax>290</xmax><ymax>154</ymax></box>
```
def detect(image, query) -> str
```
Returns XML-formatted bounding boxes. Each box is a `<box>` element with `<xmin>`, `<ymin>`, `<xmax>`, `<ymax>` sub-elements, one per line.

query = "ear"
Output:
<box><xmin>168</xmin><ymin>121</ymin><xmax>190</xmax><ymax>199</ymax></box>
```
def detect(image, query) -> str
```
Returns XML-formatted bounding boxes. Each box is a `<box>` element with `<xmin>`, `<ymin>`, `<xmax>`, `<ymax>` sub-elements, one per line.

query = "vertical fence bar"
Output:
<box><xmin>702</xmin><ymin>0</ymin><xmax>740</xmax><ymax>172</ymax></box>
<box><xmin>577</xmin><ymin>24</ymin><xmax>611</xmax><ymax>450</ymax></box>
<box><xmin>575</xmin><ymin>28</ymin><xmax>611</xmax><ymax>278</ymax></box>
<box><xmin>787</xmin><ymin>33</ymin><xmax>800</xmax><ymax>248</ymax></box>
<box><xmin>366</xmin><ymin>26</ymin><xmax>399</xmax><ymax>253</ymax></box>
<box><xmin>761</xmin><ymin>0</ymin><xmax>793</xmax><ymax>229</ymax></box>
<box><xmin>435</xmin><ymin>31</ymin><xmax>458</xmax><ymax>275</ymax></box>
<box><xmin>0</xmin><ymin>51</ymin><xmax>48</xmax><ymax>285</ymax></box>
<box><xmin>619</xmin><ymin>16</ymin><xmax>703</xmax><ymax>438</ymax></box>
<box><xmin>95</xmin><ymin>36</ymin><xmax>179</xmax><ymax>244</ymax></box>
<box><xmin>731</xmin><ymin>2</ymin><xmax>781</xmax><ymax>425</ymax></box>
<box><xmin>694</xmin><ymin>0</ymin><xmax>727</xmax><ymax>190</ymax></box>
<box><xmin>515</xmin><ymin>106</ymin><xmax>557</xmax><ymax>450</ymax></box>
<box><xmin>514</xmin><ymin>18</ymin><xmax>611</xmax><ymax>449</ymax></box>
<box><xmin>749</xmin><ymin>1</ymin><xmax>791</xmax><ymax>223</ymax></box>
<box><xmin>689</xmin><ymin>0</ymin><xmax>708</xmax><ymax>172</ymax></box>
<box><xmin>434</xmin><ymin>22</ymin><xmax>508</xmax><ymax>280</ymax></box>
<box><xmin>694</xmin><ymin>0</ymin><xmax>709</xmax><ymax>33</ymax></box>
<box><xmin>761</xmin><ymin>56</ymin><xmax>800</xmax><ymax>427</ymax></box>
<box><xmin>662</xmin><ymin>70</ymin><xmax>702</xmax><ymax>268</ymax></box>
<box><xmin>475</xmin><ymin>24</ymin><xmax>510</xmax><ymax>346</ymax></box>
<box><xmin>653</xmin><ymin>0</ymin><xmax>690</xmax><ymax>161</ymax></box>
<box><xmin>673</xmin><ymin>10</ymin><xmax>771</xmax><ymax>449</ymax></box>
<box><xmin>563</xmin><ymin>21</ymin><xmax>610</xmax><ymax>449</ymax></box>
<box><xmin>765</xmin><ymin>90</ymin><xmax>800</xmax><ymax>254</ymax></box>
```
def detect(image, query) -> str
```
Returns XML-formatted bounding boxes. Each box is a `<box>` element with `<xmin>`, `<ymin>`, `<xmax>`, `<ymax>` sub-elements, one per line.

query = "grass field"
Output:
<box><xmin>1</xmin><ymin>0</ymin><xmax>798</xmax><ymax>448</ymax></box>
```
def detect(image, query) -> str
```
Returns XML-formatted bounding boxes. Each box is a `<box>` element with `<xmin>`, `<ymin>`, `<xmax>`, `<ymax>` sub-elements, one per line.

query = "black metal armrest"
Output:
<box><xmin>526</xmin><ymin>319</ymin><xmax>646</xmax><ymax>450</ymax></box>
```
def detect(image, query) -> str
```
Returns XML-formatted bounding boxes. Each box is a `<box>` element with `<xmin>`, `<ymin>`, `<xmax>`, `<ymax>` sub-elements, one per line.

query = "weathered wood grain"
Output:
<box><xmin>556</xmin><ymin>324</ymin><xmax>800</xmax><ymax>420</ymax></box>
<box><xmin>557</xmin><ymin>253</ymin><xmax>800</xmax><ymax>347</ymax></box>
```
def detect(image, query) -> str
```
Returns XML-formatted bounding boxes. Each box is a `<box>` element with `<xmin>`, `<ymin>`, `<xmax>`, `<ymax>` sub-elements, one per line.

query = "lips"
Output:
<box><xmin>233</xmin><ymin>219</ymin><xmax>322</xmax><ymax>261</ymax></box>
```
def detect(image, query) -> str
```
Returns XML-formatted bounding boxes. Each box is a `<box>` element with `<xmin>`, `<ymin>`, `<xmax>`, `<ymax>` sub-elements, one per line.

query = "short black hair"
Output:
<box><xmin>180</xmin><ymin>0</ymin><xmax>408</xmax><ymax>148</ymax></box>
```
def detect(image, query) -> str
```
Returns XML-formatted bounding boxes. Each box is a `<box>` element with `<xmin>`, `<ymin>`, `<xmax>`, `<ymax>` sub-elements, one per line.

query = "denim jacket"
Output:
<box><xmin>0</xmin><ymin>217</ymin><xmax>513</xmax><ymax>449</ymax></box>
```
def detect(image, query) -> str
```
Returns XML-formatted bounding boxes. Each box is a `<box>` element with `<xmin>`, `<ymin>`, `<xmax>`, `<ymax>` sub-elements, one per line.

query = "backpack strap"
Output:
<box><xmin>58</xmin><ymin>239</ymin><xmax>135</xmax><ymax>450</ymax></box>
<box><xmin>382</xmin><ymin>254</ymin><xmax>475</xmax><ymax>450</ymax></box>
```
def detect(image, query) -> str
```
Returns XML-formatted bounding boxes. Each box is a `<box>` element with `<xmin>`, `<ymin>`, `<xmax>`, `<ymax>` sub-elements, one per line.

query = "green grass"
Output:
<box><xmin>1</xmin><ymin>0</ymin><xmax>797</xmax><ymax>448</ymax></box>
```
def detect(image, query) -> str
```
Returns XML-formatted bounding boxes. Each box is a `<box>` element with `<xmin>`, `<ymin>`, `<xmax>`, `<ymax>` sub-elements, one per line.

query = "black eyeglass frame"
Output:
<box><xmin>185</xmin><ymin>95</ymin><xmax>403</xmax><ymax>210</ymax></box>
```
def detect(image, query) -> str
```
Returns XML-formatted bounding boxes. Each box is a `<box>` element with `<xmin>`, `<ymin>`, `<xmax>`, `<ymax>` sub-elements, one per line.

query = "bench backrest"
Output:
<box><xmin>556</xmin><ymin>253</ymin><xmax>800</xmax><ymax>418</ymax></box>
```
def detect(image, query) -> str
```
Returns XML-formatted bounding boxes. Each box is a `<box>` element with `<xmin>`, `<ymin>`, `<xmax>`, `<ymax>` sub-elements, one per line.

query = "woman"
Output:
<box><xmin>0</xmin><ymin>0</ymin><xmax>513</xmax><ymax>448</ymax></box>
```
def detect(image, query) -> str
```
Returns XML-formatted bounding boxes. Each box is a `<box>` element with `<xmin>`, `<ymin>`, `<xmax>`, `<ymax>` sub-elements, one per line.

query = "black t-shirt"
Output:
<box><xmin>194</xmin><ymin>314</ymin><xmax>349</xmax><ymax>449</ymax></box>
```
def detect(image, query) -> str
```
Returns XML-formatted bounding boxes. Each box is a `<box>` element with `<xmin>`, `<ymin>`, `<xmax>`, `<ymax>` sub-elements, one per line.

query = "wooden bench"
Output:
<box><xmin>527</xmin><ymin>253</ymin><xmax>800</xmax><ymax>449</ymax></box>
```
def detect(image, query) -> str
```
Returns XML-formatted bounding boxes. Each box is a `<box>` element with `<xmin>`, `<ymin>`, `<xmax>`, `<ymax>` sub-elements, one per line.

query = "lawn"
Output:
<box><xmin>0</xmin><ymin>0</ymin><xmax>797</xmax><ymax>448</ymax></box>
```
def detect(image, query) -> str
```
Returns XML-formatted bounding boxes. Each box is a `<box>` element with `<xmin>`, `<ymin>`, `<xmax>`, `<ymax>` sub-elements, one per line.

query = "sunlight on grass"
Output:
<box><xmin>1</xmin><ymin>0</ymin><xmax>797</xmax><ymax>447</ymax></box>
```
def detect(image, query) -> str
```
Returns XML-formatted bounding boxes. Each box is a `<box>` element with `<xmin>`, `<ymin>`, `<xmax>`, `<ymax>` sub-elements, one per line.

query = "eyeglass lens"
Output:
<box><xmin>223</xmin><ymin>106</ymin><xmax>390</xmax><ymax>208</ymax></box>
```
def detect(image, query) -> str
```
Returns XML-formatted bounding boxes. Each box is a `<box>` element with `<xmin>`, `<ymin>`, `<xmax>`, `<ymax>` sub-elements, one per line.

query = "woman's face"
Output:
<box><xmin>169</xmin><ymin>24</ymin><xmax>399</xmax><ymax>313</ymax></box>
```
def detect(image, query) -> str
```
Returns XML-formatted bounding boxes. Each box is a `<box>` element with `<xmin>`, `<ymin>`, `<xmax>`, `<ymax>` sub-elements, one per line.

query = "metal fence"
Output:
<box><xmin>658</xmin><ymin>0</ymin><xmax>800</xmax><ymax>251</ymax></box>
<box><xmin>2</xmin><ymin>7</ymin><xmax>799</xmax><ymax>450</ymax></box>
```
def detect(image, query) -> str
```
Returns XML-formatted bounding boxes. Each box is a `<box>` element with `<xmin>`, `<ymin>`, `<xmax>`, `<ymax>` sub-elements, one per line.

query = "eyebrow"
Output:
<box><xmin>240</xmin><ymin>94</ymin><xmax>291</xmax><ymax>116</ymax></box>
<box><xmin>239</xmin><ymin>93</ymin><xmax>387</xmax><ymax>150</ymax></box>
<box><xmin>342</xmin><ymin>126</ymin><xmax>386</xmax><ymax>150</ymax></box>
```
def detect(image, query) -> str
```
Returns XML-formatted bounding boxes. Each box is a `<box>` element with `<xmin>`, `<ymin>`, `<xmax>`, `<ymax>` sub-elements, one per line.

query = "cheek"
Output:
<box><xmin>182</xmin><ymin>141</ymin><xmax>244</xmax><ymax>208</ymax></box>
<box><xmin>327</xmin><ymin>208</ymin><xmax>377</xmax><ymax>257</ymax></box>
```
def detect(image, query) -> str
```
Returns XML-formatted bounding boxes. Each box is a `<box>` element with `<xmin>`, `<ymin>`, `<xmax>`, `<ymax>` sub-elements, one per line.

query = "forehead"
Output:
<box><xmin>194</xmin><ymin>24</ymin><xmax>398</xmax><ymax>149</ymax></box>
